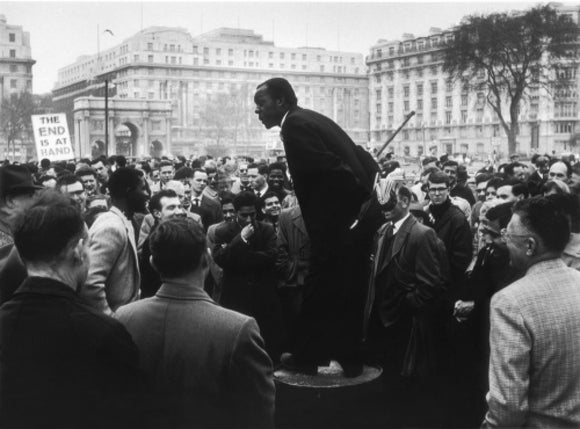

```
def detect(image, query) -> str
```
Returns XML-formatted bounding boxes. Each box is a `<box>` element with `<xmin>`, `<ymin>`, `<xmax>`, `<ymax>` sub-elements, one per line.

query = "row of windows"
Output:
<box><xmin>192</xmin><ymin>45</ymin><xmax>358</xmax><ymax>65</ymax></box>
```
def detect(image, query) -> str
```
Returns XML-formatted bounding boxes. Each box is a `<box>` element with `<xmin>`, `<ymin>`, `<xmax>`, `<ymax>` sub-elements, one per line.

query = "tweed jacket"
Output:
<box><xmin>115</xmin><ymin>282</ymin><xmax>275</xmax><ymax>429</ymax></box>
<box><xmin>81</xmin><ymin>207</ymin><xmax>140</xmax><ymax>315</ymax></box>
<box><xmin>276</xmin><ymin>206</ymin><xmax>310</xmax><ymax>289</ymax></box>
<box><xmin>484</xmin><ymin>258</ymin><xmax>580</xmax><ymax>428</ymax></box>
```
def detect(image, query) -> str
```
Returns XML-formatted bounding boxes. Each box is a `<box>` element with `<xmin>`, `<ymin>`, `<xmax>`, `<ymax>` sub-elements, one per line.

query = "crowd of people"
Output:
<box><xmin>0</xmin><ymin>77</ymin><xmax>579</xmax><ymax>429</ymax></box>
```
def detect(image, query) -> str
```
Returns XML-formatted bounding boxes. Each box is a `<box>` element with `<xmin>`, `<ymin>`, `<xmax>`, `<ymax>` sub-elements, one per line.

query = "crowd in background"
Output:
<box><xmin>0</xmin><ymin>148</ymin><xmax>579</xmax><ymax>428</ymax></box>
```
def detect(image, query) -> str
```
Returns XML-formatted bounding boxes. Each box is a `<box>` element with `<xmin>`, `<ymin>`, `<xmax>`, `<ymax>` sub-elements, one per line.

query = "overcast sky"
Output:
<box><xmin>3</xmin><ymin>0</ymin><xmax>548</xmax><ymax>94</ymax></box>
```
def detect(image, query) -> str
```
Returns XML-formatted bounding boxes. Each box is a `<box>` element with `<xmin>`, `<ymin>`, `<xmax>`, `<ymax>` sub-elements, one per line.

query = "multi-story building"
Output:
<box><xmin>53</xmin><ymin>27</ymin><xmax>369</xmax><ymax>159</ymax></box>
<box><xmin>366</xmin><ymin>4</ymin><xmax>580</xmax><ymax>160</ymax></box>
<box><xmin>0</xmin><ymin>14</ymin><xmax>35</xmax><ymax>158</ymax></box>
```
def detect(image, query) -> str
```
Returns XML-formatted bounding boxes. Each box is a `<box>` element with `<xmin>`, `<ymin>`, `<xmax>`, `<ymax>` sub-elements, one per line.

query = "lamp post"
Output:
<box><xmin>105</xmin><ymin>79</ymin><xmax>109</xmax><ymax>157</ymax></box>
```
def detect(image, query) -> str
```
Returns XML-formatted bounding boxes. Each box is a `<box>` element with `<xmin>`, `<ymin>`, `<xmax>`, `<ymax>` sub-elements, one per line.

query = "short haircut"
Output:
<box><xmin>40</xmin><ymin>158</ymin><xmax>51</xmax><ymax>169</ymax></box>
<box><xmin>428</xmin><ymin>171</ymin><xmax>450</xmax><ymax>187</ymax></box>
<box><xmin>108</xmin><ymin>167</ymin><xmax>141</xmax><ymax>199</ymax></box>
<box><xmin>504</xmin><ymin>162</ymin><xmax>526</xmax><ymax>177</ymax></box>
<box><xmin>233</xmin><ymin>191</ymin><xmax>258</xmax><ymax>211</ymax></box>
<box><xmin>512</xmin><ymin>195</ymin><xmax>570</xmax><ymax>253</ymax></box>
<box><xmin>442</xmin><ymin>160</ymin><xmax>458</xmax><ymax>169</ymax></box>
<box><xmin>115</xmin><ymin>155</ymin><xmax>127</xmax><ymax>168</ymax></box>
<box><xmin>268</xmin><ymin>162</ymin><xmax>286</xmax><ymax>174</ymax></box>
<box><xmin>397</xmin><ymin>185</ymin><xmax>413</xmax><ymax>201</ymax></box>
<box><xmin>75</xmin><ymin>166</ymin><xmax>97</xmax><ymax>179</ymax></box>
<box><xmin>421</xmin><ymin>156</ymin><xmax>438</xmax><ymax>167</ymax></box>
<box><xmin>257</xmin><ymin>77</ymin><xmax>298</xmax><ymax>108</ymax></box>
<box><xmin>486</xmin><ymin>177</ymin><xmax>504</xmax><ymax>190</ymax></box>
<box><xmin>221</xmin><ymin>195</ymin><xmax>234</xmax><ymax>207</ymax></box>
<box><xmin>174</xmin><ymin>166</ymin><xmax>194</xmax><ymax>181</ymax></box>
<box><xmin>149</xmin><ymin>217</ymin><xmax>206</xmax><ymax>278</ymax></box>
<box><xmin>192</xmin><ymin>168</ymin><xmax>206</xmax><ymax>177</ymax></box>
<box><xmin>56</xmin><ymin>174</ymin><xmax>83</xmax><ymax>191</ymax></box>
<box><xmin>421</xmin><ymin>166</ymin><xmax>440</xmax><ymax>178</ymax></box>
<box><xmin>148</xmin><ymin>189</ymin><xmax>178</xmax><ymax>213</ymax></box>
<box><xmin>485</xmin><ymin>201</ymin><xmax>514</xmax><ymax>230</ymax></box>
<box><xmin>456</xmin><ymin>165</ymin><xmax>468</xmax><ymax>181</ymax></box>
<box><xmin>90</xmin><ymin>158</ymin><xmax>107</xmax><ymax>166</ymax></box>
<box><xmin>512</xmin><ymin>183</ymin><xmax>529</xmax><ymax>199</ymax></box>
<box><xmin>14</xmin><ymin>190</ymin><xmax>85</xmax><ymax>264</ymax></box>
<box><xmin>159</xmin><ymin>160</ymin><xmax>174</xmax><ymax>169</ymax></box>
<box><xmin>259</xmin><ymin>191</ymin><xmax>280</xmax><ymax>209</ymax></box>
<box><xmin>475</xmin><ymin>173</ymin><xmax>492</xmax><ymax>185</ymax></box>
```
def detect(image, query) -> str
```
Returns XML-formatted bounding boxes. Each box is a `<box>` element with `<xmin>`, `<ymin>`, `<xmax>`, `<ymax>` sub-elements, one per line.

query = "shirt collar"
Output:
<box><xmin>393</xmin><ymin>213</ymin><xmax>411</xmax><ymax>234</ymax></box>
<box><xmin>280</xmin><ymin>110</ymin><xmax>290</xmax><ymax>127</ymax></box>
<box><xmin>156</xmin><ymin>281</ymin><xmax>215</xmax><ymax>302</ymax></box>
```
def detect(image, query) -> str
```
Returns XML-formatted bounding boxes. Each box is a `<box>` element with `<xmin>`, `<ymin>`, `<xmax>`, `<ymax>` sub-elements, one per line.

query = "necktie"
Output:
<box><xmin>194</xmin><ymin>198</ymin><xmax>200</xmax><ymax>207</ymax></box>
<box><xmin>256</xmin><ymin>192</ymin><xmax>261</xmax><ymax>198</ymax></box>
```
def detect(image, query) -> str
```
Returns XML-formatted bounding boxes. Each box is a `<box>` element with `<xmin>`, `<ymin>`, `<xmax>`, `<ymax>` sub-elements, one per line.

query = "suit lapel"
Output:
<box><xmin>378</xmin><ymin>216</ymin><xmax>415</xmax><ymax>273</ymax></box>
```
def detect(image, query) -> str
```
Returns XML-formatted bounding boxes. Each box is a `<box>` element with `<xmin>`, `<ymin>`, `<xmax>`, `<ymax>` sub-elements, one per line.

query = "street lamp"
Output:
<box><xmin>105</xmin><ymin>79</ymin><xmax>109</xmax><ymax>157</ymax></box>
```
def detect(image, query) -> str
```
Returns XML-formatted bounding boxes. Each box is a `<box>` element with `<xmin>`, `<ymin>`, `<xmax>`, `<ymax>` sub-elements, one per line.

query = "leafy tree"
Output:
<box><xmin>0</xmin><ymin>91</ymin><xmax>34</xmax><ymax>160</ymax></box>
<box><xmin>443</xmin><ymin>5</ymin><xmax>579</xmax><ymax>155</ymax></box>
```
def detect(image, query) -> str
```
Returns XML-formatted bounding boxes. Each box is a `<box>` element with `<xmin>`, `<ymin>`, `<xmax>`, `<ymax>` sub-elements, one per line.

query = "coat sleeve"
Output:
<box><xmin>448</xmin><ymin>214</ymin><xmax>473</xmax><ymax>283</ymax></box>
<box><xmin>227</xmin><ymin>318</ymin><xmax>275</xmax><ymax>429</ymax></box>
<box><xmin>213</xmin><ymin>225</ymin><xmax>277</xmax><ymax>270</ymax></box>
<box><xmin>275</xmin><ymin>214</ymin><xmax>297</xmax><ymax>286</ymax></box>
<box><xmin>82</xmin><ymin>219</ymin><xmax>123</xmax><ymax>315</ymax></box>
<box><xmin>483</xmin><ymin>292</ymin><xmax>530</xmax><ymax>428</ymax></box>
<box><xmin>406</xmin><ymin>229</ymin><xmax>449</xmax><ymax>310</ymax></box>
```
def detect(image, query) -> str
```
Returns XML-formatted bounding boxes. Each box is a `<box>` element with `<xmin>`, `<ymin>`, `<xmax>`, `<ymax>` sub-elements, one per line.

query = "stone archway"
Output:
<box><xmin>115</xmin><ymin>122</ymin><xmax>139</xmax><ymax>157</ymax></box>
<box><xmin>150</xmin><ymin>140</ymin><xmax>163</xmax><ymax>158</ymax></box>
<box><xmin>91</xmin><ymin>140</ymin><xmax>106</xmax><ymax>158</ymax></box>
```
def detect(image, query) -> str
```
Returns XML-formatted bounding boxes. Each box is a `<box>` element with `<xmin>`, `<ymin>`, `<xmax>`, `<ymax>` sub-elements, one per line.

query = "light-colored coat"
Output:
<box><xmin>81</xmin><ymin>207</ymin><xmax>140</xmax><ymax>314</ymax></box>
<box><xmin>115</xmin><ymin>282</ymin><xmax>275</xmax><ymax>429</ymax></box>
<box><xmin>484</xmin><ymin>258</ymin><xmax>580</xmax><ymax>428</ymax></box>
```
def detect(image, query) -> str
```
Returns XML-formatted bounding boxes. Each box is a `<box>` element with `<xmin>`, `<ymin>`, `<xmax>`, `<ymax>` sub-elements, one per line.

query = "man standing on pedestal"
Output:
<box><xmin>254</xmin><ymin>77</ymin><xmax>381</xmax><ymax>376</ymax></box>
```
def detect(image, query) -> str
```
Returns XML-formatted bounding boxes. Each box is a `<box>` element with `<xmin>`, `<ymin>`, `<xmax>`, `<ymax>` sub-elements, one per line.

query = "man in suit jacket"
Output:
<box><xmin>189</xmin><ymin>168</ymin><xmax>223</xmax><ymax>231</ymax></box>
<box><xmin>81</xmin><ymin>168</ymin><xmax>149</xmax><ymax>315</ymax></box>
<box><xmin>483</xmin><ymin>195</ymin><xmax>580</xmax><ymax>428</ymax></box>
<box><xmin>0</xmin><ymin>191</ymin><xmax>147</xmax><ymax>429</ymax></box>
<box><xmin>254</xmin><ymin>77</ymin><xmax>382</xmax><ymax>375</ymax></box>
<box><xmin>116</xmin><ymin>217</ymin><xmax>275</xmax><ymax>429</ymax></box>
<box><xmin>213</xmin><ymin>191</ymin><xmax>282</xmax><ymax>361</ymax></box>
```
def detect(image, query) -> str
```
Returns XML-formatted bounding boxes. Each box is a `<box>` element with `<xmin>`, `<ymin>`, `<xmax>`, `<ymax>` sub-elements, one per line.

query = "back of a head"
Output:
<box><xmin>108</xmin><ymin>167</ymin><xmax>141</xmax><ymax>199</ymax></box>
<box><xmin>14</xmin><ymin>190</ymin><xmax>85</xmax><ymax>265</ymax></box>
<box><xmin>513</xmin><ymin>195</ymin><xmax>570</xmax><ymax>253</ymax></box>
<box><xmin>115</xmin><ymin>155</ymin><xmax>127</xmax><ymax>168</ymax></box>
<box><xmin>174</xmin><ymin>166</ymin><xmax>194</xmax><ymax>181</ymax></box>
<box><xmin>149</xmin><ymin>217</ymin><xmax>205</xmax><ymax>278</ymax></box>
<box><xmin>165</xmin><ymin>180</ymin><xmax>185</xmax><ymax>195</ymax></box>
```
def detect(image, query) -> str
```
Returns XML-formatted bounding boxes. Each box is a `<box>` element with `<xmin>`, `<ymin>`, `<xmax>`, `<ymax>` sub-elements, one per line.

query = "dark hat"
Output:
<box><xmin>0</xmin><ymin>165</ymin><xmax>43</xmax><ymax>197</ymax></box>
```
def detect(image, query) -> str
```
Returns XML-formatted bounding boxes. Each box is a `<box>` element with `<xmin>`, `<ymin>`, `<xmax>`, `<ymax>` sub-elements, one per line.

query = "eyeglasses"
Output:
<box><xmin>500</xmin><ymin>228</ymin><xmax>529</xmax><ymax>242</ymax></box>
<box><xmin>428</xmin><ymin>187</ymin><xmax>449</xmax><ymax>194</ymax></box>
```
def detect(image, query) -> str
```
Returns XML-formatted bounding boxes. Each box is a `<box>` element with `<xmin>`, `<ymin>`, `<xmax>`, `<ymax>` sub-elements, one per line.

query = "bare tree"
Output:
<box><xmin>443</xmin><ymin>5</ymin><xmax>579</xmax><ymax>155</ymax></box>
<box><xmin>1</xmin><ymin>92</ymin><xmax>34</xmax><ymax>160</ymax></box>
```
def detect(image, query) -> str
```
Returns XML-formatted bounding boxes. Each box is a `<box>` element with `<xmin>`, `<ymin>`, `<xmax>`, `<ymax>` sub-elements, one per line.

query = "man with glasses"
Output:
<box><xmin>483</xmin><ymin>195</ymin><xmax>580</xmax><ymax>428</ymax></box>
<box><xmin>425</xmin><ymin>171</ymin><xmax>473</xmax><ymax>423</ymax></box>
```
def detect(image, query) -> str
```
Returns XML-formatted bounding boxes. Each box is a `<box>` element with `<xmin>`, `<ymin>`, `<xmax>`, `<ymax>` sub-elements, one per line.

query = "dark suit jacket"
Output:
<box><xmin>280</xmin><ymin>107</ymin><xmax>375</xmax><ymax>247</ymax></box>
<box><xmin>276</xmin><ymin>206</ymin><xmax>311</xmax><ymax>289</ymax></box>
<box><xmin>365</xmin><ymin>216</ymin><xmax>449</xmax><ymax>375</ymax></box>
<box><xmin>0</xmin><ymin>277</ymin><xmax>147</xmax><ymax>429</ymax></box>
<box><xmin>189</xmin><ymin>194</ymin><xmax>223</xmax><ymax>231</ymax></box>
<box><xmin>115</xmin><ymin>282</ymin><xmax>275</xmax><ymax>429</ymax></box>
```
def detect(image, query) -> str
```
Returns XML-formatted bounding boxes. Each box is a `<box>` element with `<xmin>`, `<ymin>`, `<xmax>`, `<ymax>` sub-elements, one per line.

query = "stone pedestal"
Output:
<box><xmin>275</xmin><ymin>362</ymin><xmax>383</xmax><ymax>429</ymax></box>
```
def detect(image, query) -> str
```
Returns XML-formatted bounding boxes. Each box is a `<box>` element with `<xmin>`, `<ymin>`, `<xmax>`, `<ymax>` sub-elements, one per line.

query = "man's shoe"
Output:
<box><xmin>337</xmin><ymin>360</ymin><xmax>363</xmax><ymax>378</ymax></box>
<box><xmin>280</xmin><ymin>353</ymin><xmax>318</xmax><ymax>375</ymax></box>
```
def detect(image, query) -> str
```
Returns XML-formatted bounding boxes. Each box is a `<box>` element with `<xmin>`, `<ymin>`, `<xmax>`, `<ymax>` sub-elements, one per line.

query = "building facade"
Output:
<box><xmin>53</xmin><ymin>27</ymin><xmax>369</xmax><ymax>158</ymax></box>
<box><xmin>0</xmin><ymin>14</ymin><xmax>35</xmax><ymax>159</ymax></box>
<box><xmin>366</xmin><ymin>4</ymin><xmax>580</xmax><ymax>160</ymax></box>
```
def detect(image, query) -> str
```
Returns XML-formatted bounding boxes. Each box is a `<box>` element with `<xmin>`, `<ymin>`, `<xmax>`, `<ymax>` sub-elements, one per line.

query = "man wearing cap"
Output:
<box><xmin>0</xmin><ymin>165</ymin><xmax>42</xmax><ymax>303</ymax></box>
